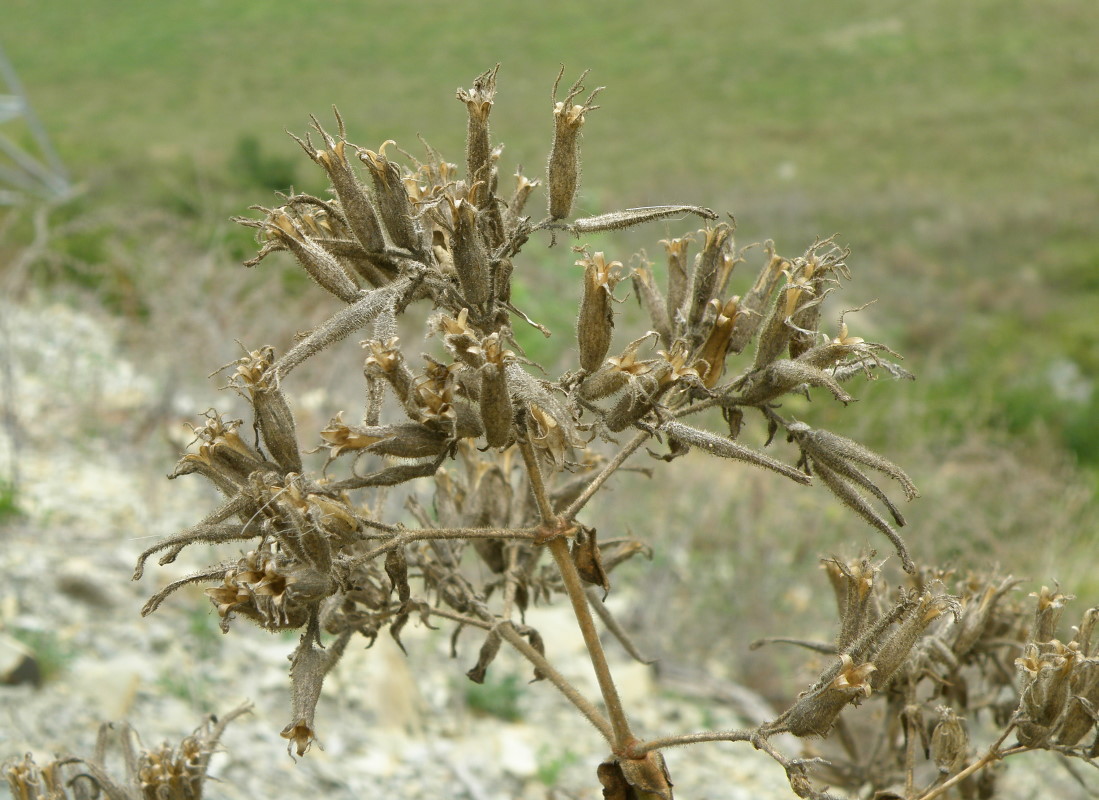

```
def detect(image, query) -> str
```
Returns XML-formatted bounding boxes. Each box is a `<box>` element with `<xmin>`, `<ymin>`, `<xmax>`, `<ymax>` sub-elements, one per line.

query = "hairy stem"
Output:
<box><xmin>914</xmin><ymin>723</ymin><xmax>1020</xmax><ymax>800</ymax></box>
<box><xmin>561</xmin><ymin>428</ymin><xmax>652</xmax><ymax>521</ymax></box>
<box><xmin>518</xmin><ymin>432</ymin><xmax>635</xmax><ymax>750</ymax></box>
<box><xmin>497</xmin><ymin>622</ymin><xmax>614</xmax><ymax>743</ymax></box>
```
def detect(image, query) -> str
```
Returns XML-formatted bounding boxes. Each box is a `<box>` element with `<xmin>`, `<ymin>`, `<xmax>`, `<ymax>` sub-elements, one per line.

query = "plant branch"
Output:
<box><xmin>496</xmin><ymin>622</ymin><xmax>614</xmax><ymax>743</ymax></box>
<box><xmin>913</xmin><ymin>723</ymin><xmax>1021</xmax><ymax>800</ymax></box>
<box><xmin>560</xmin><ymin>428</ymin><xmax>652</xmax><ymax>521</ymax></box>
<box><xmin>518</xmin><ymin>431</ymin><xmax>635</xmax><ymax>750</ymax></box>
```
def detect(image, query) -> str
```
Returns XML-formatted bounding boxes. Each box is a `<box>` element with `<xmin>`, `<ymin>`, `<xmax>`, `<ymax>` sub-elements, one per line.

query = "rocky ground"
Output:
<box><xmin>0</xmin><ymin>297</ymin><xmax>1089</xmax><ymax>799</ymax></box>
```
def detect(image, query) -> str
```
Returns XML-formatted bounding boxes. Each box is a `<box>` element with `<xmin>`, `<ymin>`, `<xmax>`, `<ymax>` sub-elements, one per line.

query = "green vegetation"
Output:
<box><xmin>463</xmin><ymin>672</ymin><xmax>525</xmax><ymax>723</ymax></box>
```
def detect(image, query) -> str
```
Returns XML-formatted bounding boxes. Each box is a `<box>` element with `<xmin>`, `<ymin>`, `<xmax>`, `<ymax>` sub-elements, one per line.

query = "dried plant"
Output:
<box><xmin>4</xmin><ymin>703</ymin><xmax>250</xmax><ymax>800</ymax></box>
<box><xmin>130</xmin><ymin>66</ymin><xmax>1099</xmax><ymax>798</ymax></box>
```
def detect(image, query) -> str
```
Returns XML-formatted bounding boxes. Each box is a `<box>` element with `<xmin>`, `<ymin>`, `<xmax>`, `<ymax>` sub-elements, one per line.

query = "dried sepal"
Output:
<box><xmin>467</xmin><ymin>626</ymin><xmax>503</xmax><ymax>684</ymax></box>
<box><xmin>571</xmin><ymin>524</ymin><xmax>610</xmax><ymax>598</ymax></box>
<box><xmin>727</xmin><ymin>244</ymin><xmax>788</xmax><ymax>354</ymax></box>
<box><xmin>547</xmin><ymin>67</ymin><xmax>603</xmax><ymax>220</ymax></box>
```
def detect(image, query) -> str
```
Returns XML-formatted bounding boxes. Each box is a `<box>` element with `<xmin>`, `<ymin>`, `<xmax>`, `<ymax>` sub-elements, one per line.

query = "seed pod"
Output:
<box><xmin>263</xmin><ymin>211</ymin><xmax>361</xmax><ymax>303</ymax></box>
<box><xmin>576</xmin><ymin>250</ymin><xmax>622</xmax><ymax>372</ymax></box>
<box><xmin>547</xmin><ymin>68</ymin><xmax>603</xmax><ymax>220</ymax></box>
<box><xmin>825</xmin><ymin>555</ymin><xmax>881</xmax><ymax>651</ymax></box>
<box><xmin>930</xmin><ymin>706</ymin><xmax>969</xmax><ymax>775</ymax></box>
<box><xmin>694</xmin><ymin>297</ymin><xmax>741</xmax><ymax>387</ymax></box>
<box><xmin>362</xmin><ymin>423</ymin><xmax>449</xmax><ymax>458</ymax></box>
<box><xmin>226</xmin><ymin>347</ymin><xmax>303</xmax><ymax>474</ymax></box>
<box><xmin>358</xmin><ymin>142</ymin><xmax>427</xmax><ymax>257</ymax></box>
<box><xmin>790</xmin><ymin>424</ymin><xmax>918</xmax><ymax>501</ymax></box>
<box><xmin>282</xmin><ymin>634</ymin><xmax>349</xmax><ymax>756</ymax></box>
<box><xmin>1016</xmin><ymin>642</ymin><xmax>1076</xmax><ymax>743</ymax></box>
<box><xmin>363</xmin><ymin>337</ymin><xmax>416</xmax><ymax>408</ymax></box>
<box><xmin>728</xmin><ymin>245</ymin><xmax>788</xmax><ymax>354</ymax></box>
<box><xmin>1054</xmin><ymin>657</ymin><xmax>1099</xmax><ymax>745</ymax></box>
<box><xmin>290</xmin><ymin>113</ymin><xmax>386</xmax><ymax>253</ymax></box>
<box><xmin>450</xmin><ymin>196</ymin><xmax>491</xmax><ymax>306</ymax></box>
<box><xmin>1031</xmin><ymin>585</ymin><xmax>1073</xmax><ymax>643</ymax></box>
<box><xmin>869</xmin><ymin>592</ymin><xmax>952</xmax><ymax>691</ymax></box>
<box><xmin>752</xmin><ymin>273</ymin><xmax>815</xmax><ymax>370</ymax></box>
<box><xmin>275</xmin><ymin>278</ymin><xmax>411</xmax><ymax>381</ymax></box>
<box><xmin>457</xmin><ymin>65</ymin><xmax>499</xmax><ymax>191</ymax></box>
<box><xmin>777</xmin><ymin>654</ymin><xmax>876</xmax><ymax>737</ymax></box>
<box><xmin>687</xmin><ymin>223</ymin><xmax>734</xmax><ymax>333</ymax></box>
<box><xmin>631</xmin><ymin>262</ymin><xmax>672</xmax><ymax>346</ymax></box>
<box><xmin>480</xmin><ymin>361</ymin><xmax>513</xmax><ymax>448</ymax></box>
<box><xmin>467</xmin><ymin>627</ymin><xmax>503</xmax><ymax>684</ymax></box>
<box><xmin>661</xmin><ymin>236</ymin><xmax>692</xmax><ymax>330</ymax></box>
<box><xmin>788</xmin><ymin>256</ymin><xmax>827</xmax><ymax>359</ymax></box>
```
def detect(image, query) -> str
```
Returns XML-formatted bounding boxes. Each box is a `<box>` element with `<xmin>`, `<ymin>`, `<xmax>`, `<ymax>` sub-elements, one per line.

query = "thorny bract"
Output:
<box><xmin>121</xmin><ymin>66</ymin><xmax>1099</xmax><ymax>799</ymax></box>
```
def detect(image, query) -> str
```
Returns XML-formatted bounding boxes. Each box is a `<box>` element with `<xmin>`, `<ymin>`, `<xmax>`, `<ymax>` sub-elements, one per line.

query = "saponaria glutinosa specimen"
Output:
<box><xmin>132</xmin><ymin>66</ymin><xmax>1099</xmax><ymax>799</ymax></box>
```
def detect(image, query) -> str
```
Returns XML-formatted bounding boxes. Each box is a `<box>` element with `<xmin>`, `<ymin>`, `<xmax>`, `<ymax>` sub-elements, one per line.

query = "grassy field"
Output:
<box><xmin>4</xmin><ymin>1</ymin><xmax>1098</xmax><ymax>627</ymax></box>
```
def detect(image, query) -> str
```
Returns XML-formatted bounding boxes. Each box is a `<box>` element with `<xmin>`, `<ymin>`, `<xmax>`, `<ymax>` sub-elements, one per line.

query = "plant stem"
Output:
<box><xmin>496</xmin><ymin>622</ymin><xmax>614</xmax><ymax>744</ymax></box>
<box><xmin>913</xmin><ymin>723</ymin><xmax>1020</xmax><ymax>800</ymax></box>
<box><xmin>633</xmin><ymin>729</ymin><xmax>755</xmax><ymax>754</ymax></box>
<box><xmin>518</xmin><ymin>432</ymin><xmax>635</xmax><ymax>751</ymax></box>
<box><xmin>561</xmin><ymin>429</ymin><xmax>651</xmax><ymax>521</ymax></box>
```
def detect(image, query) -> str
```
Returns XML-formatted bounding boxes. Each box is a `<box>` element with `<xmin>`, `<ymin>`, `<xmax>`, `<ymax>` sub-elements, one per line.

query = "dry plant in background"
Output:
<box><xmin>13</xmin><ymin>66</ymin><xmax>1099</xmax><ymax>800</ymax></box>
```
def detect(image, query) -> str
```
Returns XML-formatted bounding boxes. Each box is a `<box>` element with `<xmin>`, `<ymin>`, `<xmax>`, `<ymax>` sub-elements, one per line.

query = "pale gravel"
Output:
<box><xmin>0</xmin><ymin>298</ymin><xmax>1088</xmax><ymax>799</ymax></box>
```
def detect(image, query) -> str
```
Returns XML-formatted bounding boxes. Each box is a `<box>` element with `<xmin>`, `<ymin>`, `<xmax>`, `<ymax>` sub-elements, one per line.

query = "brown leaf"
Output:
<box><xmin>467</xmin><ymin>628</ymin><xmax>502</xmax><ymax>684</ymax></box>
<box><xmin>572</xmin><ymin>524</ymin><xmax>610</xmax><ymax>597</ymax></box>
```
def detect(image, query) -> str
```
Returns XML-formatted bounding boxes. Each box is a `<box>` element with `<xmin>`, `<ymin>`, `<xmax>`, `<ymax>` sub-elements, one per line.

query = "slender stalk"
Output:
<box><xmin>518</xmin><ymin>432</ymin><xmax>635</xmax><ymax>750</ymax></box>
<box><xmin>561</xmin><ymin>429</ymin><xmax>651</xmax><ymax>521</ymax></box>
<box><xmin>348</xmin><ymin>526</ymin><xmax>538</xmax><ymax>565</ymax></box>
<box><xmin>497</xmin><ymin>622</ymin><xmax>614</xmax><ymax>744</ymax></box>
<box><xmin>913</xmin><ymin>724</ymin><xmax>1020</xmax><ymax>800</ymax></box>
<box><xmin>633</xmin><ymin>728</ymin><xmax>754</xmax><ymax>754</ymax></box>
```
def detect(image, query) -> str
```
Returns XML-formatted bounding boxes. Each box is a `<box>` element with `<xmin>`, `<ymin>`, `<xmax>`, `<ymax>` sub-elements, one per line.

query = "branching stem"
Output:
<box><xmin>518</xmin><ymin>432</ymin><xmax>635</xmax><ymax>751</ymax></box>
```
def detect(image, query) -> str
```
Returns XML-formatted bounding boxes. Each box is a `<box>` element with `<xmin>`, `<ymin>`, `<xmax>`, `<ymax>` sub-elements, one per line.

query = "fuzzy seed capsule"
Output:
<box><xmin>576</xmin><ymin>251</ymin><xmax>622</xmax><ymax>372</ymax></box>
<box><xmin>547</xmin><ymin>69</ymin><xmax>602</xmax><ymax>220</ymax></box>
<box><xmin>358</xmin><ymin>142</ymin><xmax>428</xmax><ymax>257</ymax></box>
<box><xmin>687</xmin><ymin>223</ymin><xmax>734</xmax><ymax>334</ymax></box>
<box><xmin>480</xmin><ymin>361</ymin><xmax>513</xmax><ymax>448</ymax></box>
<box><xmin>450</xmin><ymin>197</ymin><xmax>491</xmax><ymax>306</ymax></box>
<box><xmin>457</xmin><ymin>65</ymin><xmax>499</xmax><ymax>191</ymax></box>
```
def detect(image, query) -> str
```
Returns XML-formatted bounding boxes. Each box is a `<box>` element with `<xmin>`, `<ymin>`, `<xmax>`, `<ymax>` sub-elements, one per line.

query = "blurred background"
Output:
<box><xmin>2</xmin><ymin>1</ymin><xmax>1097</xmax><ymax>797</ymax></box>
